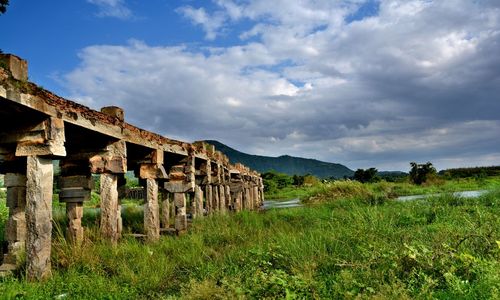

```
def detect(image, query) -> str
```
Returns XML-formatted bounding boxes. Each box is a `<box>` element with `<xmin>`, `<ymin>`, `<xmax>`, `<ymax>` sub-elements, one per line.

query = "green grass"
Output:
<box><xmin>0</xmin><ymin>178</ymin><xmax>499</xmax><ymax>298</ymax></box>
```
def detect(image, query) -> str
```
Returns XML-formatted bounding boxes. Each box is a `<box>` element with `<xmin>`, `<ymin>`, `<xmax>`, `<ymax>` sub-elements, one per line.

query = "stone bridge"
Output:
<box><xmin>0</xmin><ymin>54</ymin><xmax>264</xmax><ymax>280</ymax></box>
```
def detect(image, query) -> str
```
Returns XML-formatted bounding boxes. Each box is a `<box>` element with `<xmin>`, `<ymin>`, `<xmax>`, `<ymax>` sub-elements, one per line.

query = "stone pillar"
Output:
<box><xmin>0</xmin><ymin>173</ymin><xmax>27</xmax><ymax>271</ymax></box>
<box><xmin>235</xmin><ymin>191</ymin><xmax>243</xmax><ymax>212</ymax></box>
<box><xmin>212</xmin><ymin>185</ymin><xmax>220</xmax><ymax>213</ymax></box>
<box><xmin>66</xmin><ymin>203</ymin><xmax>83</xmax><ymax>242</ymax></box>
<box><xmin>254</xmin><ymin>186</ymin><xmax>260</xmax><ymax>209</ymax></box>
<box><xmin>196</xmin><ymin>186</ymin><xmax>204</xmax><ymax>216</ymax></box>
<box><xmin>25</xmin><ymin>156</ymin><xmax>53</xmax><ymax>281</ymax></box>
<box><xmin>100</xmin><ymin>173</ymin><xmax>120</xmax><ymax>244</ymax></box>
<box><xmin>219</xmin><ymin>185</ymin><xmax>226</xmax><ymax>213</ymax></box>
<box><xmin>174</xmin><ymin>193</ymin><xmax>187</xmax><ymax>233</ymax></box>
<box><xmin>205</xmin><ymin>185</ymin><xmax>212</xmax><ymax>214</ymax></box>
<box><xmin>160</xmin><ymin>191</ymin><xmax>171</xmax><ymax>229</ymax></box>
<box><xmin>192</xmin><ymin>186</ymin><xmax>203</xmax><ymax>218</ymax></box>
<box><xmin>225</xmin><ymin>185</ymin><xmax>231</xmax><ymax>211</ymax></box>
<box><xmin>59</xmin><ymin>175</ymin><xmax>92</xmax><ymax>244</ymax></box>
<box><xmin>244</xmin><ymin>187</ymin><xmax>251</xmax><ymax>210</ymax></box>
<box><xmin>143</xmin><ymin>178</ymin><xmax>160</xmax><ymax>242</ymax></box>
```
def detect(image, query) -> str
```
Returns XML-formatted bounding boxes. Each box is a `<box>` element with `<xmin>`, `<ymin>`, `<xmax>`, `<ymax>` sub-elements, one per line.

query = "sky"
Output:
<box><xmin>1</xmin><ymin>0</ymin><xmax>500</xmax><ymax>172</ymax></box>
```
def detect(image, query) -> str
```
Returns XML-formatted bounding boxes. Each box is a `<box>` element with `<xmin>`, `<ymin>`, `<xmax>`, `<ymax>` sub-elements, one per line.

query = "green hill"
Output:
<box><xmin>204</xmin><ymin>140</ymin><xmax>354</xmax><ymax>179</ymax></box>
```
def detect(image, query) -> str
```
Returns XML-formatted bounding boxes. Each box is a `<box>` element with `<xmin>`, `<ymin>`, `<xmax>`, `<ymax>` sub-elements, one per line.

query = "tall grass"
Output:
<box><xmin>0</xmin><ymin>183</ymin><xmax>499</xmax><ymax>298</ymax></box>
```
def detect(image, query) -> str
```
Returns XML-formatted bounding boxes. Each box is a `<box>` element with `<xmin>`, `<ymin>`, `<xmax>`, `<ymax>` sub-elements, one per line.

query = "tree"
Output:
<box><xmin>409</xmin><ymin>162</ymin><xmax>436</xmax><ymax>185</ymax></box>
<box><xmin>353</xmin><ymin>168</ymin><xmax>379</xmax><ymax>183</ymax></box>
<box><xmin>0</xmin><ymin>0</ymin><xmax>9</xmax><ymax>14</ymax></box>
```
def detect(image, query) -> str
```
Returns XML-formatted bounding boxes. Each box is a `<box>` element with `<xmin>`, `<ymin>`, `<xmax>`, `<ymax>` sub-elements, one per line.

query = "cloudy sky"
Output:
<box><xmin>2</xmin><ymin>0</ymin><xmax>500</xmax><ymax>171</ymax></box>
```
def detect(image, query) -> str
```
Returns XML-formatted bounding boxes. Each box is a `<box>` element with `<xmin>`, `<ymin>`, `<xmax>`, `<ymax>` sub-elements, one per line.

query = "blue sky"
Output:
<box><xmin>2</xmin><ymin>0</ymin><xmax>500</xmax><ymax>171</ymax></box>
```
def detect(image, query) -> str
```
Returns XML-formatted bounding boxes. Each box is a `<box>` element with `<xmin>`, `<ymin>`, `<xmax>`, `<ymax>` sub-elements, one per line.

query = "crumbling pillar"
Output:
<box><xmin>164</xmin><ymin>158</ymin><xmax>194</xmax><ymax>233</ymax></box>
<box><xmin>253</xmin><ymin>186</ymin><xmax>260</xmax><ymax>209</ymax></box>
<box><xmin>205</xmin><ymin>185</ymin><xmax>213</xmax><ymax>214</ymax></box>
<box><xmin>219</xmin><ymin>184</ymin><xmax>226</xmax><ymax>213</ymax></box>
<box><xmin>100</xmin><ymin>174</ymin><xmax>120</xmax><ymax>244</ymax></box>
<box><xmin>0</xmin><ymin>172</ymin><xmax>27</xmax><ymax>271</ymax></box>
<box><xmin>212</xmin><ymin>185</ymin><xmax>220</xmax><ymax>213</ymax></box>
<box><xmin>225</xmin><ymin>185</ymin><xmax>231</xmax><ymax>211</ymax></box>
<box><xmin>160</xmin><ymin>190</ymin><xmax>171</xmax><ymax>229</ymax></box>
<box><xmin>25</xmin><ymin>156</ymin><xmax>54</xmax><ymax>281</ymax></box>
<box><xmin>174</xmin><ymin>193</ymin><xmax>187</xmax><ymax>232</ymax></box>
<box><xmin>144</xmin><ymin>178</ymin><xmax>160</xmax><ymax>242</ymax></box>
<box><xmin>192</xmin><ymin>186</ymin><xmax>203</xmax><ymax>218</ymax></box>
<box><xmin>59</xmin><ymin>175</ymin><xmax>92</xmax><ymax>243</ymax></box>
<box><xmin>244</xmin><ymin>187</ymin><xmax>251</xmax><ymax>210</ymax></box>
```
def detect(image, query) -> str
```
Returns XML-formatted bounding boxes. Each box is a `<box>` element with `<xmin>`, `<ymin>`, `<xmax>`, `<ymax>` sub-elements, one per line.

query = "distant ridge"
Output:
<box><xmin>204</xmin><ymin>140</ymin><xmax>354</xmax><ymax>179</ymax></box>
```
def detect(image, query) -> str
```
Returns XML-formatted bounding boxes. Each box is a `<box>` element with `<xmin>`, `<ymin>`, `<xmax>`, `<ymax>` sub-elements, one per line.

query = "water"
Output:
<box><xmin>262</xmin><ymin>198</ymin><xmax>302</xmax><ymax>209</ymax></box>
<box><xmin>396</xmin><ymin>190</ymin><xmax>488</xmax><ymax>202</ymax></box>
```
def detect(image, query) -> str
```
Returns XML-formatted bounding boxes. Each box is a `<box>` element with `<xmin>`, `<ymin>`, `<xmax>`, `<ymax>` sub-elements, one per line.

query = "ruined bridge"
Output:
<box><xmin>0</xmin><ymin>54</ymin><xmax>264</xmax><ymax>280</ymax></box>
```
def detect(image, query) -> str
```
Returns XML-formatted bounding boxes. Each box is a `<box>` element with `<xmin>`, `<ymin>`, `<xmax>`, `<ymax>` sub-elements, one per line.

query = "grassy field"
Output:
<box><xmin>0</xmin><ymin>178</ymin><xmax>499</xmax><ymax>299</ymax></box>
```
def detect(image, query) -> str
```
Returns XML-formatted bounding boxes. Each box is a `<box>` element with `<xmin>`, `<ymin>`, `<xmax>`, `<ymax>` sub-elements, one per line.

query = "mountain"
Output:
<box><xmin>204</xmin><ymin>140</ymin><xmax>354</xmax><ymax>179</ymax></box>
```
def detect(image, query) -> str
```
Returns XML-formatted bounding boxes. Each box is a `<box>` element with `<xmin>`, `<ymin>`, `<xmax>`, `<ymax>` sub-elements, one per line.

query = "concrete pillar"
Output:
<box><xmin>100</xmin><ymin>173</ymin><xmax>120</xmax><ymax>244</ymax></box>
<box><xmin>174</xmin><ymin>193</ymin><xmax>187</xmax><ymax>233</ymax></box>
<box><xmin>0</xmin><ymin>173</ymin><xmax>27</xmax><ymax>271</ymax></box>
<box><xmin>160</xmin><ymin>191</ymin><xmax>171</xmax><ymax>229</ymax></box>
<box><xmin>25</xmin><ymin>156</ymin><xmax>53</xmax><ymax>281</ymax></box>
<box><xmin>144</xmin><ymin>178</ymin><xmax>160</xmax><ymax>242</ymax></box>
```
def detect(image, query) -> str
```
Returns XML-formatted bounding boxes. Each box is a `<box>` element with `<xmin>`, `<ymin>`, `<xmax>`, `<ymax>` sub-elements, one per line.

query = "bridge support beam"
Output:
<box><xmin>160</xmin><ymin>190</ymin><xmax>171</xmax><ymax>230</ymax></box>
<box><xmin>100</xmin><ymin>173</ymin><xmax>121</xmax><ymax>244</ymax></box>
<box><xmin>59</xmin><ymin>174</ymin><xmax>92</xmax><ymax>244</ymax></box>
<box><xmin>144</xmin><ymin>178</ymin><xmax>160</xmax><ymax>242</ymax></box>
<box><xmin>0</xmin><ymin>172</ymin><xmax>27</xmax><ymax>272</ymax></box>
<box><xmin>164</xmin><ymin>154</ymin><xmax>195</xmax><ymax>234</ymax></box>
<box><xmin>205</xmin><ymin>185</ymin><xmax>213</xmax><ymax>214</ymax></box>
<box><xmin>25</xmin><ymin>156</ymin><xmax>54</xmax><ymax>281</ymax></box>
<box><xmin>192</xmin><ymin>186</ymin><xmax>203</xmax><ymax>218</ymax></box>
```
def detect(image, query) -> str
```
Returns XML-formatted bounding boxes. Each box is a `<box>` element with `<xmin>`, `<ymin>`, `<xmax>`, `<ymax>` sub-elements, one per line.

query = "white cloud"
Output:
<box><xmin>65</xmin><ymin>0</ymin><xmax>500</xmax><ymax>170</ymax></box>
<box><xmin>87</xmin><ymin>0</ymin><xmax>132</xmax><ymax>19</ymax></box>
<box><xmin>176</xmin><ymin>6</ymin><xmax>228</xmax><ymax>40</ymax></box>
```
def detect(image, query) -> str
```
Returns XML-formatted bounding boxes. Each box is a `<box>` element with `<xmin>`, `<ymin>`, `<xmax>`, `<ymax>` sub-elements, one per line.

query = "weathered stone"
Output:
<box><xmin>0</xmin><ymin>54</ymin><xmax>28</xmax><ymax>81</ymax></box>
<box><xmin>100</xmin><ymin>174</ymin><xmax>120</xmax><ymax>244</ymax></box>
<box><xmin>25</xmin><ymin>156</ymin><xmax>53</xmax><ymax>281</ymax></box>
<box><xmin>6</xmin><ymin>215</ymin><xmax>26</xmax><ymax>241</ymax></box>
<box><xmin>1</xmin><ymin>173</ymin><xmax>26</xmax><ymax>270</ymax></box>
<box><xmin>212</xmin><ymin>185</ymin><xmax>220</xmax><ymax>213</ymax></box>
<box><xmin>192</xmin><ymin>186</ymin><xmax>204</xmax><ymax>218</ymax></box>
<box><xmin>139</xmin><ymin>163</ymin><xmax>167</xmax><ymax>179</ymax></box>
<box><xmin>66</xmin><ymin>202</ymin><xmax>84</xmax><ymax>243</ymax></box>
<box><xmin>4</xmin><ymin>173</ymin><xmax>27</xmax><ymax>187</ymax></box>
<box><xmin>161</xmin><ymin>191</ymin><xmax>171</xmax><ymax>229</ymax></box>
<box><xmin>174</xmin><ymin>193</ymin><xmax>187</xmax><ymax>233</ymax></box>
<box><xmin>59</xmin><ymin>175</ymin><xmax>93</xmax><ymax>189</ymax></box>
<box><xmin>101</xmin><ymin>106</ymin><xmax>125</xmax><ymax>122</ymax></box>
<box><xmin>6</xmin><ymin>186</ymin><xmax>26</xmax><ymax>209</ymax></box>
<box><xmin>144</xmin><ymin>178</ymin><xmax>160</xmax><ymax>242</ymax></box>
<box><xmin>205</xmin><ymin>185</ymin><xmax>212</xmax><ymax>213</ymax></box>
<box><xmin>219</xmin><ymin>185</ymin><xmax>226</xmax><ymax>213</ymax></box>
<box><xmin>225</xmin><ymin>186</ymin><xmax>231</xmax><ymax>211</ymax></box>
<box><xmin>164</xmin><ymin>181</ymin><xmax>194</xmax><ymax>193</ymax></box>
<box><xmin>254</xmin><ymin>186</ymin><xmax>260</xmax><ymax>208</ymax></box>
